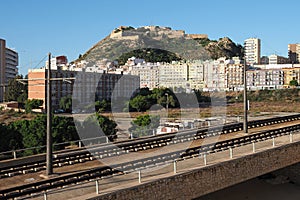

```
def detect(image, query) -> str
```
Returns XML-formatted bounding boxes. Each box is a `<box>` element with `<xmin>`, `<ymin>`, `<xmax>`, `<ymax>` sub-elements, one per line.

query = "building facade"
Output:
<box><xmin>130</xmin><ymin>63</ymin><xmax>159</xmax><ymax>90</ymax></box>
<box><xmin>158</xmin><ymin>62</ymin><xmax>189</xmax><ymax>92</ymax></box>
<box><xmin>28</xmin><ymin>68</ymin><xmax>140</xmax><ymax>110</ymax></box>
<box><xmin>288</xmin><ymin>44</ymin><xmax>299</xmax><ymax>64</ymax></box>
<box><xmin>247</xmin><ymin>69</ymin><xmax>284</xmax><ymax>90</ymax></box>
<box><xmin>0</xmin><ymin>39</ymin><xmax>18</xmax><ymax>102</ymax></box>
<box><xmin>268</xmin><ymin>54</ymin><xmax>290</xmax><ymax>65</ymax></box>
<box><xmin>244</xmin><ymin>38</ymin><xmax>261</xmax><ymax>66</ymax></box>
<box><xmin>282</xmin><ymin>67</ymin><xmax>300</xmax><ymax>87</ymax></box>
<box><xmin>186</xmin><ymin>60</ymin><xmax>205</xmax><ymax>91</ymax></box>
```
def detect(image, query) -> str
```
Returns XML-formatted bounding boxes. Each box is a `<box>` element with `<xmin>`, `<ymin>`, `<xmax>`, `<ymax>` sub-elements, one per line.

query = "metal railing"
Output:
<box><xmin>0</xmin><ymin>136</ymin><xmax>109</xmax><ymax>160</ymax></box>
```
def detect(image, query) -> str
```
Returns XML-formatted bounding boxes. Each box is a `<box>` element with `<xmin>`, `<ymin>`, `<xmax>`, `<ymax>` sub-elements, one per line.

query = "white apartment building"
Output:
<box><xmin>203</xmin><ymin>57</ymin><xmax>245</xmax><ymax>91</ymax></box>
<box><xmin>129</xmin><ymin>59</ymin><xmax>205</xmax><ymax>92</ymax></box>
<box><xmin>159</xmin><ymin>62</ymin><xmax>189</xmax><ymax>92</ymax></box>
<box><xmin>0</xmin><ymin>39</ymin><xmax>18</xmax><ymax>102</ymax></box>
<box><xmin>130</xmin><ymin>63</ymin><xmax>159</xmax><ymax>90</ymax></box>
<box><xmin>186</xmin><ymin>60</ymin><xmax>205</xmax><ymax>91</ymax></box>
<box><xmin>268</xmin><ymin>54</ymin><xmax>290</xmax><ymax>65</ymax></box>
<box><xmin>244</xmin><ymin>38</ymin><xmax>261</xmax><ymax>66</ymax></box>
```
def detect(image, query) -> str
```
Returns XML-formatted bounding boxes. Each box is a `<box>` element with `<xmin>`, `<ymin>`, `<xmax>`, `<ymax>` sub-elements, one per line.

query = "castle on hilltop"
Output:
<box><xmin>109</xmin><ymin>25</ymin><xmax>208</xmax><ymax>40</ymax></box>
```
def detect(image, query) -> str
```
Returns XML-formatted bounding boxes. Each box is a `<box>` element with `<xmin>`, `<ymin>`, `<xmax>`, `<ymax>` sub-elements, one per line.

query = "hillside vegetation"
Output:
<box><xmin>117</xmin><ymin>48</ymin><xmax>181</xmax><ymax>65</ymax></box>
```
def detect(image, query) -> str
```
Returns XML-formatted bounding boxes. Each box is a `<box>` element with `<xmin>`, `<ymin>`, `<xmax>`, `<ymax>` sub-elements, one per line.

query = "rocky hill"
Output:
<box><xmin>197</xmin><ymin>37</ymin><xmax>244</xmax><ymax>60</ymax></box>
<box><xmin>77</xmin><ymin>26</ymin><xmax>243</xmax><ymax>64</ymax></box>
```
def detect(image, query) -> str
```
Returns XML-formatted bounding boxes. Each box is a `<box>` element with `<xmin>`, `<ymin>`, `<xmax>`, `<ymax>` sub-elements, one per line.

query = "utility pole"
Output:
<box><xmin>243</xmin><ymin>58</ymin><xmax>248</xmax><ymax>133</ymax></box>
<box><xmin>16</xmin><ymin>54</ymin><xmax>75</xmax><ymax>177</ymax></box>
<box><xmin>46</xmin><ymin>52</ymin><xmax>53</xmax><ymax>175</ymax></box>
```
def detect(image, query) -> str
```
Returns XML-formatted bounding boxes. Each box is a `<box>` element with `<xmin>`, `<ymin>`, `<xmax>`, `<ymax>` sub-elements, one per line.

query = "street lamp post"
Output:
<box><xmin>243</xmin><ymin>58</ymin><xmax>248</xmax><ymax>133</ymax></box>
<box><xmin>165</xmin><ymin>93</ymin><xmax>169</xmax><ymax>120</ymax></box>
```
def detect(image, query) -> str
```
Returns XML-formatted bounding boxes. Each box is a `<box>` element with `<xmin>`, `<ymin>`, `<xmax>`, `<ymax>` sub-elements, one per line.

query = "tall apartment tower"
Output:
<box><xmin>288</xmin><ymin>44</ymin><xmax>300</xmax><ymax>64</ymax></box>
<box><xmin>0</xmin><ymin>39</ymin><xmax>19</xmax><ymax>102</ymax></box>
<box><xmin>244</xmin><ymin>38</ymin><xmax>261</xmax><ymax>66</ymax></box>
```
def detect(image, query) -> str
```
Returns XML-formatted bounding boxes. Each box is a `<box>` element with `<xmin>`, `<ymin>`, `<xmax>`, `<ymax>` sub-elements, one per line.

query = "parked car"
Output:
<box><xmin>54</xmin><ymin>109</ymin><xmax>65</xmax><ymax>114</ymax></box>
<box><xmin>71</xmin><ymin>109</ymin><xmax>81</xmax><ymax>114</ymax></box>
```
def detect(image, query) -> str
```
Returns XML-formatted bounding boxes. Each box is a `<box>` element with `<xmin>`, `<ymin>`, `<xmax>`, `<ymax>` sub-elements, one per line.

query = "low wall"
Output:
<box><xmin>89</xmin><ymin>141</ymin><xmax>300</xmax><ymax>200</ymax></box>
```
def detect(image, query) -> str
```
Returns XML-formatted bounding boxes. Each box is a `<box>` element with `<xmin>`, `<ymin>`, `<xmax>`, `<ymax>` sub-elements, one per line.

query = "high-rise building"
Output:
<box><xmin>130</xmin><ymin>63</ymin><xmax>159</xmax><ymax>90</ymax></box>
<box><xmin>288</xmin><ymin>44</ymin><xmax>300</xmax><ymax>64</ymax></box>
<box><xmin>244</xmin><ymin>38</ymin><xmax>261</xmax><ymax>66</ymax></box>
<box><xmin>0</xmin><ymin>39</ymin><xmax>18</xmax><ymax>102</ymax></box>
<box><xmin>158</xmin><ymin>62</ymin><xmax>189</xmax><ymax>92</ymax></box>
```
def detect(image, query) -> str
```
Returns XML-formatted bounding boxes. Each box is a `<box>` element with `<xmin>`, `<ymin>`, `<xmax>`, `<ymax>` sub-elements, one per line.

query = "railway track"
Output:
<box><xmin>1</xmin><ymin>114</ymin><xmax>300</xmax><ymax>179</ymax></box>
<box><xmin>1</xmin><ymin>120</ymin><xmax>300</xmax><ymax>199</ymax></box>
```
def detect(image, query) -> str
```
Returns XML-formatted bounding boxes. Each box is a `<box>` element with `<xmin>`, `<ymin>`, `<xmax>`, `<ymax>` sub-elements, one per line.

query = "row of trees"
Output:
<box><xmin>128</xmin><ymin>87</ymin><xmax>213</xmax><ymax>112</ymax></box>
<box><xmin>244</xmin><ymin>88</ymin><xmax>300</xmax><ymax>103</ymax></box>
<box><xmin>0</xmin><ymin>115</ymin><xmax>78</xmax><ymax>155</ymax></box>
<box><xmin>128</xmin><ymin>88</ymin><xmax>177</xmax><ymax>112</ymax></box>
<box><xmin>0</xmin><ymin>114</ymin><xmax>118</xmax><ymax>157</ymax></box>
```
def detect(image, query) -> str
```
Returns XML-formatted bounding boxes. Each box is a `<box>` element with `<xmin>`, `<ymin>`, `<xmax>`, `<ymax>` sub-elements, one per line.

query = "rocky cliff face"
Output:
<box><xmin>205</xmin><ymin>37</ymin><xmax>244</xmax><ymax>60</ymax></box>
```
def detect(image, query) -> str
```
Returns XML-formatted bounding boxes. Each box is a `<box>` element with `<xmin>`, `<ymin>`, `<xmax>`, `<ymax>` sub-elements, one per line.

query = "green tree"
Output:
<box><xmin>59</xmin><ymin>96</ymin><xmax>72</xmax><ymax>112</ymax></box>
<box><xmin>79</xmin><ymin>113</ymin><xmax>118</xmax><ymax>141</ymax></box>
<box><xmin>129</xmin><ymin>114</ymin><xmax>160</xmax><ymax>138</ymax></box>
<box><xmin>4</xmin><ymin>75</ymin><xmax>28</xmax><ymax>103</ymax></box>
<box><xmin>25</xmin><ymin>99</ymin><xmax>43</xmax><ymax>113</ymax></box>
<box><xmin>290</xmin><ymin>80</ymin><xmax>299</xmax><ymax>87</ymax></box>
<box><xmin>13</xmin><ymin>115</ymin><xmax>46</xmax><ymax>155</ymax></box>
<box><xmin>52</xmin><ymin>116</ymin><xmax>79</xmax><ymax>149</ymax></box>
<box><xmin>95</xmin><ymin>99</ymin><xmax>110</xmax><ymax>112</ymax></box>
<box><xmin>9</xmin><ymin>115</ymin><xmax>79</xmax><ymax>155</ymax></box>
<box><xmin>0</xmin><ymin>123</ymin><xmax>23</xmax><ymax>153</ymax></box>
<box><xmin>129</xmin><ymin>95</ymin><xmax>150</xmax><ymax>112</ymax></box>
<box><xmin>157</xmin><ymin>94</ymin><xmax>176</xmax><ymax>108</ymax></box>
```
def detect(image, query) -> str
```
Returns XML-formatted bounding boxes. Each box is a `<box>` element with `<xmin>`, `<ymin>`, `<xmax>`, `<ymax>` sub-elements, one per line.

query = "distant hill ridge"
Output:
<box><xmin>77</xmin><ymin>26</ymin><xmax>243</xmax><ymax>64</ymax></box>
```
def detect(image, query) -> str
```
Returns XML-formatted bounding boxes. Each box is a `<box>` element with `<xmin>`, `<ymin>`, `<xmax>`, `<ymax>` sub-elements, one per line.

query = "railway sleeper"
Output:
<box><xmin>68</xmin><ymin>161</ymin><xmax>75</xmax><ymax>165</ymax></box>
<box><xmin>77</xmin><ymin>175</ymin><xmax>90</xmax><ymax>181</ymax></box>
<box><xmin>20</xmin><ymin>187</ymin><xmax>37</xmax><ymax>194</ymax></box>
<box><xmin>51</xmin><ymin>181</ymin><xmax>67</xmax><ymax>188</ymax></box>
<box><xmin>22</xmin><ymin>169</ymin><xmax>35</xmax><ymax>174</ymax></box>
<box><xmin>57</xmin><ymin>162</ymin><xmax>69</xmax><ymax>167</ymax></box>
<box><xmin>158</xmin><ymin>143</ymin><xmax>166</xmax><ymax>146</ymax></box>
<box><xmin>143</xmin><ymin>146</ymin><xmax>149</xmax><ymax>150</ymax></box>
<box><xmin>3</xmin><ymin>191</ymin><xmax>21</xmax><ymax>199</ymax></box>
<box><xmin>7</xmin><ymin>172</ymin><xmax>18</xmax><ymax>177</ymax></box>
<box><xmin>34</xmin><ymin>167</ymin><xmax>44</xmax><ymax>172</ymax></box>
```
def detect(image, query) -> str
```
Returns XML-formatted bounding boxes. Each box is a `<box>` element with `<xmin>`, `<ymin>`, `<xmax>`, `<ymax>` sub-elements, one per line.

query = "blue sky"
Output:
<box><xmin>1</xmin><ymin>0</ymin><xmax>299</xmax><ymax>75</ymax></box>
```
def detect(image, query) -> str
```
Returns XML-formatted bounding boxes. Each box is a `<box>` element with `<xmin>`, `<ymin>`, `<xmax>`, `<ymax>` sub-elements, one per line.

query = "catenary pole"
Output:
<box><xmin>243</xmin><ymin>58</ymin><xmax>248</xmax><ymax>133</ymax></box>
<box><xmin>46</xmin><ymin>53</ymin><xmax>53</xmax><ymax>175</ymax></box>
